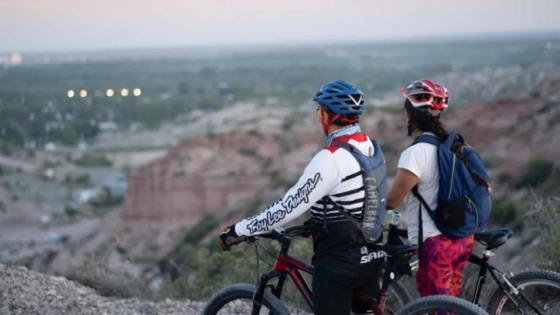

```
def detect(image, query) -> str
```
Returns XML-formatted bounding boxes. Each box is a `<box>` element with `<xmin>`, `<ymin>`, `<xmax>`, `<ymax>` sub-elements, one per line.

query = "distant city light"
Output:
<box><xmin>80</xmin><ymin>90</ymin><xmax>87</xmax><ymax>98</ymax></box>
<box><xmin>67</xmin><ymin>90</ymin><xmax>75</xmax><ymax>98</ymax></box>
<box><xmin>10</xmin><ymin>53</ymin><xmax>22</xmax><ymax>65</ymax></box>
<box><xmin>121</xmin><ymin>89</ymin><xmax>129</xmax><ymax>97</ymax></box>
<box><xmin>106</xmin><ymin>89</ymin><xmax>114</xmax><ymax>97</ymax></box>
<box><xmin>133</xmin><ymin>88</ymin><xmax>141</xmax><ymax>96</ymax></box>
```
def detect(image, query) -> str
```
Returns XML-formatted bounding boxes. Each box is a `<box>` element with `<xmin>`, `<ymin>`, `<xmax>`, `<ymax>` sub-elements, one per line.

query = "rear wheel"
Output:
<box><xmin>201</xmin><ymin>283</ymin><xmax>290</xmax><ymax>315</ymax></box>
<box><xmin>394</xmin><ymin>295</ymin><xmax>489</xmax><ymax>315</ymax></box>
<box><xmin>487</xmin><ymin>269</ymin><xmax>560</xmax><ymax>315</ymax></box>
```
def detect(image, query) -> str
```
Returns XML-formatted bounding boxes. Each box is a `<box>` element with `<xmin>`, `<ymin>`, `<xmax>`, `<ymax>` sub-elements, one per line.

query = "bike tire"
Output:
<box><xmin>388</xmin><ymin>281</ymin><xmax>413</xmax><ymax>308</ymax></box>
<box><xmin>201</xmin><ymin>283</ymin><xmax>291</xmax><ymax>315</ymax></box>
<box><xmin>394</xmin><ymin>295</ymin><xmax>489</xmax><ymax>315</ymax></box>
<box><xmin>486</xmin><ymin>269</ymin><xmax>560</xmax><ymax>315</ymax></box>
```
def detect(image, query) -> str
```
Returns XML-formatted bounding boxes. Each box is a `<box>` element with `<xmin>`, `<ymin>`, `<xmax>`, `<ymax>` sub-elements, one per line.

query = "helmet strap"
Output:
<box><xmin>322</xmin><ymin>113</ymin><xmax>340</xmax><ymax>136</ymax></box>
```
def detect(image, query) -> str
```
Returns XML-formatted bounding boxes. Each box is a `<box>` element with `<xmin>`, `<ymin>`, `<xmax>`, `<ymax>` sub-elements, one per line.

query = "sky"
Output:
<box><xmin>1</xmin><ymin>0</ymin><xmax>559</xmax><ymax>53</ymax></box>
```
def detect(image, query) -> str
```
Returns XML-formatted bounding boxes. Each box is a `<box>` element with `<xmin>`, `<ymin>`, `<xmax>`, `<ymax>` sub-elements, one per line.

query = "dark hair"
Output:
<box><xmin>404</xmin><ymin>99</ymin><xmax>448</xmax><ymax>140</ymax></box>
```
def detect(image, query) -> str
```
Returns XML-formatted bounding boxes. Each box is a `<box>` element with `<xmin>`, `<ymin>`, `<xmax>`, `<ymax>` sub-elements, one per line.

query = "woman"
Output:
<box><xmin>386</xmin><ymin>78</ymin><xmax>474</xmax><ymax>298</ymax></box>
<box><xmin>218</xmin><ymin>79</ymin><xmax>387</xmax><ymax>315</ymax></box>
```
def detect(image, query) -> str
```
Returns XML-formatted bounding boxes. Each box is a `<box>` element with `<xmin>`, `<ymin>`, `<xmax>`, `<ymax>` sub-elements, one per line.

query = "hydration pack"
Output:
<box><xmin>322</xmin><ymin>139</ymin><xmax>388</xmax><ymax>243</ymax></box>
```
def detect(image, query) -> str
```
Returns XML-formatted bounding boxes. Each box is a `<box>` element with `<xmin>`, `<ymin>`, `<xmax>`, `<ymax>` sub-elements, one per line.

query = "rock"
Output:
<box><xmin>0</xmin><ymin>264</ymin><xmax>204</xmax><ymax>315</ymax></box>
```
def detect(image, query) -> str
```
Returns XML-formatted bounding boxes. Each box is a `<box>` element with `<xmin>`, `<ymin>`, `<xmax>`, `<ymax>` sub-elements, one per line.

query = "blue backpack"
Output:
<box><xmin>411</xmin><ymin>132</ymin><xmax>492</xmax><ymax>245</ymax></box>
<box><xmin>322</xmin><ymin>139</ymin><xmax>388</xmax><ymax>243</ymax></box>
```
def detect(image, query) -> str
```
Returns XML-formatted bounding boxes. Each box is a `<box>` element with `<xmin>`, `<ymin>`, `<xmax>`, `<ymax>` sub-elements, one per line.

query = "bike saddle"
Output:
<box><xmin>474</xmin><ymin>228</ymin><xmax>513</xmax><ymax>250</ymax></box>
<box><xmin>371</xmin><ymin>244</ymin><xmax>418</xmax><ymax>257</ymax></box>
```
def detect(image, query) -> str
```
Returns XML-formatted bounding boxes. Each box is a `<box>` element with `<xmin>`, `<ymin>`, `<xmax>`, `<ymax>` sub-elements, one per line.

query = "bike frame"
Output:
<box><xmin>467</xmin><ymin>250</ymin><xmax>544</xmax><ymax>314</ymax></box>
<box><xmin>253</xmin><ymin>250</ymin><xmax>314</xmax><ymax>313</ymax></box>
<box><xmin>250</xmin><ymin>230</ymin><xmax>403</xmax><ymax>315</ymax></box>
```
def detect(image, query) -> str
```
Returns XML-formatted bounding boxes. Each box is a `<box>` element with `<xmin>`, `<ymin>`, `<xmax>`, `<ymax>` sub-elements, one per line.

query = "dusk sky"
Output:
<box><xmin>1</xmin><ymin>0</ymin><xmax>559</xmax><ymax>53</ymax></box>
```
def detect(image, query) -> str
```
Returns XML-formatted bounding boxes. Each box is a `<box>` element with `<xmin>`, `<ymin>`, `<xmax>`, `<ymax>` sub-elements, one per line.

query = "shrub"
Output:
<box><xmin>515</xmin><ymin>158</ymin><xmax>554</xmax><ymax>189</ymax></box>
<box><xmin>159</xmin><ymin>238</ymin><xmax>314</xmax><ymax>309</ymax></box>
<box><xmin>181</xmin><ymin>214</ymin><xmax>220</xmax><ymax>245</ymax></box>
<box><xmin>74</xmin><ymin>154</ymin><xmax>113</xmax><ymax>167</ymax></box>
<box><xmin>66</xmin><ymin>256</ymin><xmax>153</xmax><ymax>299</ymax></box>
<box><xmin>237</xmin><ymin>147</ymin><xmax>257</xmax><ymax>156</ymax></box>
<box><xmin>497</xmin><ymin>173</ymin><xmax>513</xmax><ymax>184</ymax></box>
<box><xmin>281</xmin><ymin>116</ymin><xmax>297</xmax><ymax>131</ymax></box>
<box><xmin>526</xmin><ymin>194</ymin><xmax>560</xmax><ymax>271</ymax></box>
<box><xmin>247</xmin><ymin>129</ymin><xmax>263</xmax><ymax>138</ymax></box>
<box><xmin>483</xmin><ymin>156</ymin><xmax>503</xmax><ymax>169</ymax></box>
<box><xmin>491</xmin><ymin>202</ymin><xmax>518</xmax><ymax>226</ymax></box>
<box><xmin>64</xmin><ymin>205</ymin><xmax>80</xmax><ymax>217</ymax></box>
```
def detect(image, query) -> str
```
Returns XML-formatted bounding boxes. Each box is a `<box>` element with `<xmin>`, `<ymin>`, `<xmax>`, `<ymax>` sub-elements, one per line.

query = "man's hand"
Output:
<box><xmin>218</xmin><ymin>225</ymin><xmax>247</xmax><ymax>251</ymax></box>
<box><xmin>301</xmin><ymin>218</ymin><xmax>314</xmax><ymax>239</ymax></box>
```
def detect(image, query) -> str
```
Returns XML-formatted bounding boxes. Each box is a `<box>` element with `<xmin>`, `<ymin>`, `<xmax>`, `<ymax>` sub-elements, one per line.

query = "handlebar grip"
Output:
<box><xmin>226</xmin><ymin>235</ymin><xmax>247</xmax><ymax>247</ymax></box>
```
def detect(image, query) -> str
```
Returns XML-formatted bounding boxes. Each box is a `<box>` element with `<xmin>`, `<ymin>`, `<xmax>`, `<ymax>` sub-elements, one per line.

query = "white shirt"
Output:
<box><xmin>397</xmin><ymin>132</ymin><xmax>442</xmax><ymax>244</ymax></box>
<box><xmin>235</xmin><ymin>133</ymin><xmax>375</xmax><ymax>237</ymax></box>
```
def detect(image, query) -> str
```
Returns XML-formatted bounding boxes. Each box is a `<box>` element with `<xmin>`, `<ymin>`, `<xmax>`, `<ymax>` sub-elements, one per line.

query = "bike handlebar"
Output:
<box><xmin>247</xmin><ymin>225</ymin><xmax>309</xmax><ymax>245</ymax></box>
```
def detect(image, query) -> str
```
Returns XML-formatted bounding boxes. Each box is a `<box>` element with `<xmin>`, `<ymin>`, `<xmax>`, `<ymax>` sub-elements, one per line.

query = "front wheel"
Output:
<box><xmin>487</xmin><ymin>269</ymin><xmax>560</xmax><ymax>315</ymax></box>
<box><xmin>201</xmin><ymin>283</ymin><xmax>291</xmax><ymax>315</ymax></box>
<box><xmin>386</xmin><ymin>281</ymin><xmax>413</xmax><ymax>311</ymax></box>
<box><xmin>394</xmin><ymin>295</ymin><xmax>489</xmax><ymax>315</ymax></box>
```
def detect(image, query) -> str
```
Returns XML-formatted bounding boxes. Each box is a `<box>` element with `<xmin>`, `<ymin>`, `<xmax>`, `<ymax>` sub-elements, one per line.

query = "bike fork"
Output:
<box><xmin>251</xmin><ymin>270</ymin><xmax>279</xmax><ymax>315</ymax></box>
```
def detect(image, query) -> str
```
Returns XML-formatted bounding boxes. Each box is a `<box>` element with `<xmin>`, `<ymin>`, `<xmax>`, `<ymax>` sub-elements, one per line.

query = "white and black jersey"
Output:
<box><xmin>235</xmin><ymin>132</ymin><xmax>373</xmax><ymax>236</ymax></box>
<box><xmin>235</xmin><ymin>132</ymin><xmax>385</xmax><ymax>276</ymax></box>
<box><xmin>309</xmin><ymin>170</ymin><xmax>365</xmax><ymax>223</ymax></box>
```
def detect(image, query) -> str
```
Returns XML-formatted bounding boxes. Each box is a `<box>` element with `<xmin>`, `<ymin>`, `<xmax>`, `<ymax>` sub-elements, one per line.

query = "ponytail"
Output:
<box><xmin>426</xmin><ymin>116</ymin><xmax>449</xmax><ymax>141</ymax></box>
<box><xmin>404</xmin><ymin>99</ymin><xmax>449</xmax><ymax>141</ymax></box>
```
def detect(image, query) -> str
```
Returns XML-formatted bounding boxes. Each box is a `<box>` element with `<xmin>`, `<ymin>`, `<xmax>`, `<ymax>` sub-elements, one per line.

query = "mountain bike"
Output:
<box><xmin>386</xmin><ymin>211</ymin><xmax>560</xmax><ymax>315</ymax></box>
<box><xmin>201</xmin><ymin>222</ymin><xmax>485</xmax><ymax>315</ymax></box>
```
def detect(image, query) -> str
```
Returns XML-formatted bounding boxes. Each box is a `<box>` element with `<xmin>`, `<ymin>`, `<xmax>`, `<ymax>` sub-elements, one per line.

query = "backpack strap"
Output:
<box><xmin>411</xmin><ymin>185</ymin><xmax>434</xmax><ymax>264</ymax></box>
<box><xmin>322</xmin><ymin>141</ymin><xmax>364</xmax><ymax>231</ymax></box>
<box><xmin>321</xmin><ymin>198</ymin><xmax>329</xmax><ymax>235</ymax></box>
<box><xmin>409</xmin><ymin>134</ymin><xmax>441</xmax><ymax>264</ymax></box>
<box><xmin>411</xmin><ymin>133</ymin><xmax>442</xmax><ymax>147</ymax></box>
<box><xmin>323</xmin><ymin>196</ymin><xmax>362</xmax><ymax>230</ymax></box>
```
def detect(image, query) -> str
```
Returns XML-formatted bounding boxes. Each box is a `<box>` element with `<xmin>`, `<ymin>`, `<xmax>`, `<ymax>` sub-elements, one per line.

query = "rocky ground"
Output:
<box><xmin>0</xmin><ymin>264</ymin><xmax>204</xmax><ymax>315</ymax></box>
<box><xmin>0</xmin><ymin>263</ymin><xmax>315</xmax><ymax>315</ymax></box>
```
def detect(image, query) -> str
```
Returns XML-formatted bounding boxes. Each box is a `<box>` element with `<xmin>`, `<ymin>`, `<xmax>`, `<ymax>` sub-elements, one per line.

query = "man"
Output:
<box><xmin>218</xmin><ymin>79</ymin><xmax>387</xmax><ymax>315</ymax></box>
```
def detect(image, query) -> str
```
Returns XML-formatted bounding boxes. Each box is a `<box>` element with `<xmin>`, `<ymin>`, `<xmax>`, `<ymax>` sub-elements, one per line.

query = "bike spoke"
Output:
<box><xmin>497</xmin><ymin>283</ymin><xmax>560</xmax><ymax>315</ymax></box>
<box><xmin>214</xmin><ymin>299</ymin><xmax>275</xmax><ymax>315</ymax></box>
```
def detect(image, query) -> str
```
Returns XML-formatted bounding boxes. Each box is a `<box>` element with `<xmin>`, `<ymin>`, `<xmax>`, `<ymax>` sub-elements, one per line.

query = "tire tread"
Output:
<box><xmin>395</xmin><ymin>295</ymin><xmax>489</xmax><ymax>315</ymax></box>
<box><xmin>201</xmin><ymin>283</ymin><xmax>290</xmax><ymax>315</ymax></box>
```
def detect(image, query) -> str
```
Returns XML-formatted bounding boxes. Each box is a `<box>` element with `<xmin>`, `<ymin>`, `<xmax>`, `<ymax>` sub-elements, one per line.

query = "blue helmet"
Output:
<box><xmin>312</xmin><ymin>79</ymin><xmax>365</xmax><ymax>115</ymax></box>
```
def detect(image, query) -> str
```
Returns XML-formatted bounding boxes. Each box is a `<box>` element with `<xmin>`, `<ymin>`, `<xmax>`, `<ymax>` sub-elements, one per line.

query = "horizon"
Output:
<box><xmin>3</xmin><ymin>29</ymin><xmax>560</xmax><ymax>56</ymax></box>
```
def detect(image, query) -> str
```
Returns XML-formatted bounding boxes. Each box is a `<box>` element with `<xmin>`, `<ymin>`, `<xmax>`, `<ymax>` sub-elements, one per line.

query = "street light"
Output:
<box><xmin>80</xmin><ymin>90</ymin><xmax>87</xmax><ymax>98</ymax></box>
<box><xmin>133</xmin><ymin>88</ymin><xmax>141</xmax><ymax>96</ymax></box>
<box><xmin>67</xmin><ymin>90</ymin><xmax>75</xmax><ymax>98</ymax></box>
<box><xmin>106</xmin><ymin>89</ymin><xmax>114</xmax><ymax>97</ymax></box>
<box><xmin>121</xmin><ymin>89</ymin><xmax>129</xmax><ymax>97</ymax></box>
